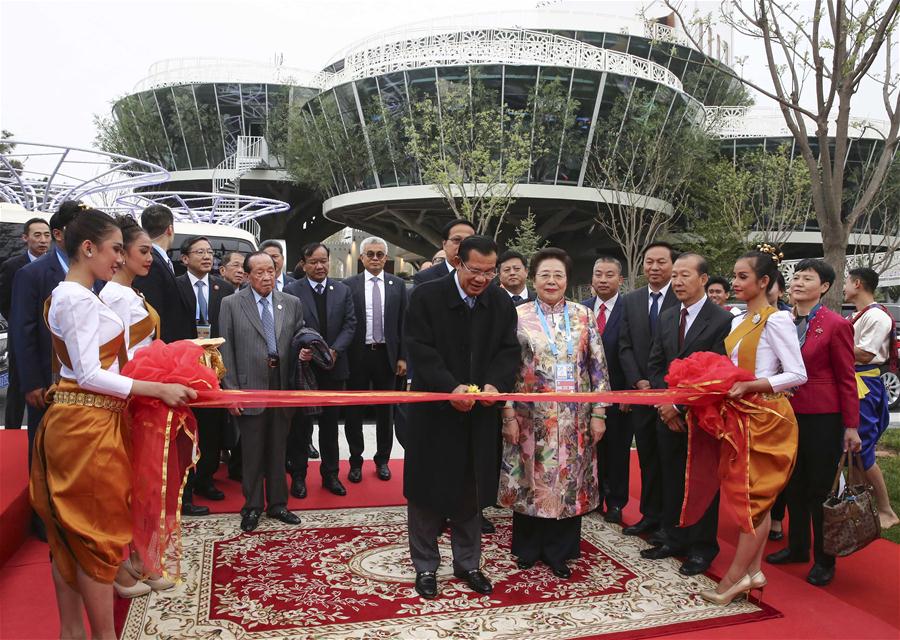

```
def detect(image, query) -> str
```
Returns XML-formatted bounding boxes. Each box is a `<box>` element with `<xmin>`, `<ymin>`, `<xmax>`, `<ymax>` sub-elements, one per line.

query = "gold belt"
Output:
<box><xmin>52</xmin><ymin>390</ymin><xmax>128</xmax><ymax>413</ymax></box>
<box><xmin>759</xmin><ymin>392</ymin><xmax>786</xmax><ymax>401</ymax></box>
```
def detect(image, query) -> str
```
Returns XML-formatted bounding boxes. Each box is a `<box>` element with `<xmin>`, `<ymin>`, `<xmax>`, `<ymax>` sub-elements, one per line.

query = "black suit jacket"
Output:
<box><xmin>344</xmin><ymin>271</ymin><xmax>408</xmax><ymax>368</ymax></box>
<box><xmin>413</xmin><ymin>262</ymin><xmax>454</xmax><ymax>285</ymax></box>
<box><xmin>582</xmin><ymin>295</ymin><xmax>626</xmax><ymax>391</ymax></box>
<box><xmin>9</xmin><ymin>251</ymin><xmax>65</xmax><ymax>393</ymax></box>
<box><xmin>647</xmin><ymin>298</ymin><xmax>733</xmax><ymax>390</ymax></box>
<box><xmin>175</xmin><ymin>274</ymin><xmax>235</xmax><ymax>339</ymax></box>
<box><xmin>0</xmin><ymin>253</ymin><xmax>31</xmax><ymax>320</ymax></box>
<box><xmin>283</xmin><ymin>277</ymin><xmax>357</xmax><ymax>380</ymax></box>
<box><xmin>133</xmin><ymin>249</ymin><xmax>194</xmax><ymax>343</ymax></box>
<box><xmin>619</xmin><ymin>286</ymin><xmax>679</xmax><ymax>388</ymax></box>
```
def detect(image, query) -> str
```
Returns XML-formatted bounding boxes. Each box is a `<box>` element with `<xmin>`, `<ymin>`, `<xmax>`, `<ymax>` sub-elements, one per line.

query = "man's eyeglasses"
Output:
<box><xmin>189</xmin><ymin>249</ymin><xmax>215</xmax><ymax>257</ymax></box>
<box><xmin>364</xmin><ymin>251</ymin><xmax>386</xmax><ymax>259</ymax></box>
<box><xmin>459</xmin><ymin>261</ymin><xmax>497</xmax><ymax>280</ymax></box>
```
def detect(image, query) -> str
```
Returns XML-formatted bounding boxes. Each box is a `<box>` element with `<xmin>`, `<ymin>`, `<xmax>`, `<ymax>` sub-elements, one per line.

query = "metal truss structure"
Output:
<box><xmin>313</xmin><ymin>28</ymin><xmax>683</xmax><ymax>93</ymax></box>
<box><xmin>0</xmin><ymin>141</ymin><xmax>169</xmax><ymax>212</ymax></box>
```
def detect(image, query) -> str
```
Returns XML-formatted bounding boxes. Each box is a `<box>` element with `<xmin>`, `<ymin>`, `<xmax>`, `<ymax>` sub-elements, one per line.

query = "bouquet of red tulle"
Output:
<box><xmin>122</xmin><ymin>340</ymin><xmax>220</xmax><ymax>580</ymax></box>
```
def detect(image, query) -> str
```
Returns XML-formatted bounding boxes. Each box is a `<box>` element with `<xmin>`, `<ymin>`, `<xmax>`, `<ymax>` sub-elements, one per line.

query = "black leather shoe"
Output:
<box><xmin>181</xmin><ymin>502</ymin><xmax>210</xmax><ymax>517</ymax></box>
<box><xmin>766</xmin><ymin>547</ymin><xmax>809</xmax><ymax>565</ymax></box>
<box><xmin>453</xmin><ymin>569</ymin><xmax>492</xmax><ymax>595</ymax></box>
<box><xmin>376</xmin><ymin>464</ymin><xmax>392</xmax><ymax>481</ymax></box>
<box><xmin>291</xmin><ymin>476</ymin><xmax>307</xmax><ymax>499</ymax></box>
<box><xmin>415</xmin><ymin>571</ymin><xmax>438</xmax><ymax>599</ymax></box>
<box><xmin>323</xmin><ymin>475</ymin><xmax>347</xmax><ymax>496</ymax></box>
<box><xmin>551</xmin><ymin>565</ymin><xmax>572</xmax><ymax>579</ymax></box>
<box><xmin>227</xmin><ymin>468</ymin><xmax>242</xmax><ymax>481</ymax></box>
<box><xmin>806</xmin><ymin>562</ymin><xmax>835</xmax><ymax>586</ymax></box>
<box><xmin>240</xmin><ymin>509</ymin><xmax>261</xmax><ymax>532</ymax></box>
<box><xmin>348</xmin><ymin>467</ymin><xmax>362</xmax><ymax>483</ymax></box>
<box><xmin>622</xmin><ymin>518</ymin><xmax>659</xmax><ymax>536</ymax></box>
<box><xmin>641</xmin><ymin>544</ymin><xmax>681</xmax><ymax>560</ymax></box>
<box><xmin>308</xmin><ymin>444</ymin><xmax>320</xmax><ymax>459</ymax></box>
<box><xmin>768</xmin><ymin>528</ymin><xmax>784</xmax><ymax>541</ymax></box>
<box><xmin>516</xmin><ymin>559</ymin><xmax>535</xmax><ymax>570</ymax></box>
<box><xmin>268</xmin><ymin>508</ymin><xmax>301</xmax><ymax>525</ymax></box>
<box><xmin>481</xmin><ymin>514</ymin><xmax>496</xmax><ymax>534</ymax></box>
<box><xmin>194</xmin><ymin>483</ymin><xmax>225</xmax><ymax>501</ymax></box>
<box><xmin>679</xmin><ymin>555</ymin><xmax>711</xmax><ymax>576</ymax></box>
<box><xmin>604</xmin><ymin>507</ymin><xmax>623</xmax><ymax>524</ymax></box>
<box><xmin>647</xmin><ymin>530</ymin><xmax>667</xmax><ymax>546</ymax></box>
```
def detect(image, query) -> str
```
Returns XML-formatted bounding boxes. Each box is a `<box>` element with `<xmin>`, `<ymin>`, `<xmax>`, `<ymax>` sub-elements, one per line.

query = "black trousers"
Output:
<box><xmin>345</xmin><ymin>347</ymin><xmax>395</xmax><ymax>467</ymax></box>
<box><xmin>26</xmin><ymin>403</ymin><xmax>46</xmax><ymax>468</ymax></box>
<box><xmin>596</xmin><ymin>405</ymin><xmax>631</xmax><ymax>510</ymax></box>
<box><xmin>786</xmin><ymin>413</ymin><xmax>844</xmax><ymax>566</ymax></box>
<box><xmin>4</xmin><ymin>351</ymin><xmax>26</xmax><ymax>429</ymax></box>
<box><xmin>288</xmin><ymin>376</ymin><xmax>344</xmax><ymax>479</ymax></box>
<box><xmin>193</xmin><ymin>408</ymin><xmax>226</xmax><ymax>487</ymax></box>
<box><xmin>511</xmin><ymin>512</ymin><xmax>582</xmax><ymax>567</ymax></box>
<box><xmin>656</xmin><ymin>420</ymin><xmax>719</xmax><ymax>560</ymax></box>
<box><xmin>771</xmin><ymin>492</ymin><xmax>787</xmax><ymax>521</ymax></box>
<box><xmin>629</xmin><ymin>406</ymin><xmax>662</xmax><ymax>523</ymax></box>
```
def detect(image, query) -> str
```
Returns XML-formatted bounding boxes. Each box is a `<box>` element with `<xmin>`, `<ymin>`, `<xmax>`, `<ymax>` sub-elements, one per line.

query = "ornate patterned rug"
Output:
<box><xmin>118</xmin><ymin>507</ymin><xmax>780</xmax><ymax>639</ymax></box>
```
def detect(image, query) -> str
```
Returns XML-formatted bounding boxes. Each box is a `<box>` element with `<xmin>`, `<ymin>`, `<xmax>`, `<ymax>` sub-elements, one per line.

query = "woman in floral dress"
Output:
<box><xmin>498</xmin><ymin>247</ymin><xmax>610</xmax><ymax>579</ymax></box>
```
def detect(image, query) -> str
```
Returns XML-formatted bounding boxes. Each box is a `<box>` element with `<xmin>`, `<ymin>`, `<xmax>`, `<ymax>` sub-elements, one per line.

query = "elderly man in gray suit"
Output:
<box><xmin>220</xmin><ymin>250</ymin><xmax>307</xmax><ymax>532</ymax></box>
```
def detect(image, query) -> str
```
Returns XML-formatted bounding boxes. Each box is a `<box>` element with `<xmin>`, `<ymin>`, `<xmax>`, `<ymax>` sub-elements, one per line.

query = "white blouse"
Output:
<box><xmin>99</xmin><ymin>281</ymin><xmax>153</xmax><ymax>359</ymax></box>
<box><xmin>47</xmin><ymin>282</ymin><xmax>133</xmax><ymax>399</ymax></box>
<box><xmin>728</xmin><ymin>310</ymin><xmax>807</xmax><ymax>392</ymax></box>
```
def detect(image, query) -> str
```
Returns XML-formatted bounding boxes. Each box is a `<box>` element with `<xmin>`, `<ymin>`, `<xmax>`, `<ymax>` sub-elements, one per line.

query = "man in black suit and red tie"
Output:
<box><xmin>412</xmin><ymin>218</ymin><xmax>475</xmax><ymax>285</ymax></box>
<box><xmin>581</xmin><ymin>256</ymin><xmax>628</xmax><ymax>524</ymax></box>
<box><xmin>497</xmin><ymin>250</ymin><xmax>531</xmax><ymax>305</ymax></box>
<box><xmin>344</xmin><ymin>236</ymin><xmax>408</xmax><ymax>483</ymax></box>
<box><xmin>618</xmin><ymin>241</ymin><xmax>678</xmax><ymax>538</ymax></box>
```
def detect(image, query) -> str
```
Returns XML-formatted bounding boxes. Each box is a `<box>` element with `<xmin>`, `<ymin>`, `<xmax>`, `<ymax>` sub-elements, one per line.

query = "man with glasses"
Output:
<box><xmin>404</xmin><ymin>235</ymin><xmax>520</xmax><ymax>599</ymax></box>
<box><xmin>413</xmin><ymin>219</ymin><xmax>475</xmax><ymax>285</ymax></box>
<box><xmin>177</xmin><ymin>236</ymin><xmax>236</xmax><ymax>502</ymax></box>
<box><xmin>497</xmin><ymin>250</ymin><xmax>530</xmax><ymax>305</ymax></box>
<box><xmin>344</xmin><ymin>237</ymin><xmax>408</xmax><ymax>484</ymax></box>
<box><xmin>219</xmin><ymin>250</ymin><xmax>246</xmax><ymax>288</ymax></box>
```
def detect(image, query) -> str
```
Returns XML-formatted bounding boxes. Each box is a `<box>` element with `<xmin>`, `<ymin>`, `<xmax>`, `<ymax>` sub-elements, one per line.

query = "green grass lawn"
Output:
<box><xmin>877</xmin><ymin>429</ymin><xmax>900</xmax><ymax>543</ymax></box>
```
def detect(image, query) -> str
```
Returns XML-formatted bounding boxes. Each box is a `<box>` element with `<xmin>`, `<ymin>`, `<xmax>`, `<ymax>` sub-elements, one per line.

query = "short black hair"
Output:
<box><xmin>441</xmin><ymin>218</ymin><xmax>476</xmax><ymax>241</ymax></box>
<box><xmin>848</xmin><ymin>266</ymin><xmax>879</xmax><ymax>293</ymax></box>
<box><xmin>706</xmin><ymin>276</ymin><xmax>730</xmax><ymax>292</ymax></box>
<box><xmin>674</xmin><ymin>252</ymin><xmax>709</xmax><ymax>276</ymax></box>
<box><xmin>498</xmin><ymin>250</ymin><xmax>526</xmax><ymax>269</ymax></box>
<box><xmin>243</xmin><ymin>251</ymin><xmax>276</xmax><ymax>273</ymax></box>
<box><xmin>259</xmin><ymin>239</ymin><xmax>284</xmax><ymax>255</ymax></box>
<box><xmin>180</xmin><ymin>236</ymin><xmax>210</xmax><ymax>254</ymax></box>
<box><xmin>140</xmin><ymin>204</ymin><xmax>174</xmax><ymax>238</ymax></box>
<box><xmin>529</xmin><ymin>247</ymin><xmax>573</xmax><ymax>281</ymax></box>
<box><xmin>221</xmin><ymin>250</ymin><xmax>245</xmax><ymax>265</ymax></box>
<box><xmin>458</xmin><ymin>235</ymin><xmax>497</xmax><ymax>263</ymax></box>
<box><xmin>795</xmin><ymin>259</ymin><xmax>837</xmax><ymax>287</ymax></box>
<box><xmin>64</xmin><ymin>208</ymin><xmax>118</xmax><ymax>259</ymax></box>
<box><xmin>49</xmin><ymin>200</ymin><xmax>83</xmax><ymax>232</ymax></box>
<box><xmin>23</xmin><ymin>217</ymin><xmax>50</xmax><ymax>236</ymax></box>
<box><xmin>644</xmin><ymin>241</ymin><xmax>678</xmax><ymax>262</ymax></box>
<box><xmin>301</xmin><ymin>242</ymin><xmax>330</xmax><ymax>259</ymax></box>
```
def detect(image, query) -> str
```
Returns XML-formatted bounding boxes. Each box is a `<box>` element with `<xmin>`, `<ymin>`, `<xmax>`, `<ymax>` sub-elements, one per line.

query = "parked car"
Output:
<box><xmin>843</xmin><ymin>303</ymin><xmax>900</xmax><ymax>410</ymax></box>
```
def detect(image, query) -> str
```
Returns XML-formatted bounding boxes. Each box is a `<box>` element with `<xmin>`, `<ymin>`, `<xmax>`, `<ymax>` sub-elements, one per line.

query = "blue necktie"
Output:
<box><xmin>195</xmin><ymin>281</ymin><xmax>208</xmax><ymax>324</ymax></box>
<box><xmin>259</xmin><ymin>297</ymin><xmax>277</xmax><ymax>355</ymax></box>
<box><xmin>465</xmin><ymin>296</ymin><xmax>475</xmax><ymax>309</ymax></box>
<box><xmin>649</xmin><ymin>291</ymin><xmax>662</xmax><ymax>334</ymax></box>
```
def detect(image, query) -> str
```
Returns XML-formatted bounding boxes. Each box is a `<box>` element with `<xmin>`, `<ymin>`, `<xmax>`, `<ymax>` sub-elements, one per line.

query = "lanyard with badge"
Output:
<box><xmin>535</xmin><ymin>300</ymin><xmax>576</xmax><ymax>393</ymax></box>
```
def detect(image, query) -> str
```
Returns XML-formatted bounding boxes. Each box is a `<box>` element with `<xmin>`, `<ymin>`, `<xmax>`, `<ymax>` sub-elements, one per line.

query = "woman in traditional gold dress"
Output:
<box><xmin>29</xmin><ymin>209</ymin><xmax>195</xmax><ymax>639</ymax></box>
<box><xmin>699</xmin><ymin>248</ymin><xmax>807</xmax><ymax>605</ymax></box>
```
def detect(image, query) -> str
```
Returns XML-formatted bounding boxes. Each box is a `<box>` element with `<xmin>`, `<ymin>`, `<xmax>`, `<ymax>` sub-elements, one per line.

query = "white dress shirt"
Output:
<box><xmin>364</xmin><ymin>269</ymin><xmax>386</xmax><ymax>344</ymax></box>
<box><xmin>593</xmin><ymin>292</ymin><xmax>619</xmax><ymax>322</ymax></box>
<box><xmin>308</xmin><ymin>277</ymin><xmax>328</xmax><ymax>292</ymax></box>
<box><xmin>99</xmin><ymin>281</ymin><xmax>153</xmax><ymax>360</ymax></box>
<box><xmin>647</xmin><ymin>282</ymin><xmax>671</xmax><ymax>312</ymax></box>
<box><xmin>505</xmin><ymin>286</ymin><xmax>528</xmax><ymax>300</ymax></box>
<box><xmin>276</xmin><ymin>272</ymin><xmax>286</xmax><ymax>292</ymax></box>
<box><xmin>48</xmin><ymin>282</ymin><xmax>133</xmax><ymax>398</ymax></box>
<box><xmin>251</xmin><ymin>288</ymin><xmax>275</xmax><ymax>321</ymax></box>
<box><xmin>680</xmin><ymin>295</ymin><xmax>707</xmax><ymax>337</ymax></box>
<box><xmin>728</xmin><ymin>310</ymin><xmax>807</xmax><ymax>392</ymax></box>
<box><xmin>27</xmin><ymin>250</ymin><xmax>39</xmax><ymax>262</ymax></box>
<box><xmin>187</xmin><ymin>271</ymin><xmax>210</xmax><ymax>321</ymax></box>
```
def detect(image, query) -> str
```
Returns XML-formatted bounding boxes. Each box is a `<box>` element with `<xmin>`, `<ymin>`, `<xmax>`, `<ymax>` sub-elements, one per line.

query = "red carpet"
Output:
<box><xmin>0</xmin><ymin>431</ymin><xmax>31</xmax><ymax>569</ymax></box>
<box><xmin>1</xmin><ymin>448</ymin><xmax>898</xmax><ymax>639</ymax></box>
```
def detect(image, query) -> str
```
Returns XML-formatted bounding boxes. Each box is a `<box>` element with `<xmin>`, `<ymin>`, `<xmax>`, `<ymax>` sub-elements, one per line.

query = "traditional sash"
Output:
<box><xmin>129</xmin><ymin>301</ymin><xmax>161</xmax><ymax>350</ymax></box>
<box><xmin>723</xmin><ymin>305</ymin><xmax>777</xmax><ymax>374</ymax></box>
<box><xmin>43</xmin><ymin>297</ymin><xmax>127</xmax><ymax>376</ymax></box>
<box><xmin>855</xmin><ymin>366</ymin><xmax>882</xmax><ymax>399</ymax></box>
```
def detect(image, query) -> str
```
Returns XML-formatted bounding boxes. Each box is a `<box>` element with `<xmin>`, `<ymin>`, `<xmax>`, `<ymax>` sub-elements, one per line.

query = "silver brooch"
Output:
<box><xmin>752</xmin><ymin>313</ymin><xmax>761</xmax><ymax>324</ymax></box>
<box><xmin>815</xmin><ymin>326</ymin><xmax>823</xmax><ymax>335</ymax></box>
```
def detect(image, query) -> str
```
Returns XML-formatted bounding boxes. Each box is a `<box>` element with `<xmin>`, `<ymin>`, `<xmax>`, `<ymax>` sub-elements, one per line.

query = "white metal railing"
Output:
<box><xmin>643</xmin><ymin>21</ymin><xmax>690</xmax><ymax>47</ymax></box>
<box><xmin>133</xmin><ymin>57</ymin><xmax>320</xmax><ymax>92</ymax></box>
<box><xmin>313</xmin><ymin>28</ymin><xmax>683</xmax><ymax>93</ymax></box>
<box><xmin>706</xmin><ymin>106</ymin><xmax>892</xmax><ymax>140</ymax></box>
<box><xmin>115</xmin><ymin>191</ymin><xmax>287</xmax><ymax>233</ymax></box>
<box><xmin>212</xmin><ymin>136</ymin><xmax>269</xmax><ymax>197</ymax></box>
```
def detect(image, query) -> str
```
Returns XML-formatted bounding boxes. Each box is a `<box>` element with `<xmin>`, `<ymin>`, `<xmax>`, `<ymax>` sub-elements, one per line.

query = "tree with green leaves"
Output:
<box><xmin>505</xmin><ymin>209</ymin><xmax>548</xmax><ymax>259</ymax></box>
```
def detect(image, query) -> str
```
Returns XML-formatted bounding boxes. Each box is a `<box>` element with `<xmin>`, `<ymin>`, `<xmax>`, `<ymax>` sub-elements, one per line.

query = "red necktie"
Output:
<box><xmin>678</xmin><ymin>307</ymin><xmax>688</xmax><ymax>349</ymax></box>
<box><xmin>597</xmin><ymin>304</ymin><xmax>607</xmax><ymax>335</ymax></box>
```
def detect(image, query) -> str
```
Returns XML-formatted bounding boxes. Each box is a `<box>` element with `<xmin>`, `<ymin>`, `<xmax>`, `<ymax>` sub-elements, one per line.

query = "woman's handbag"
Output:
<box><xmin>822</xmin><ymin>450</ymin><xmax>881</xmax><ymax>557</ymax></box>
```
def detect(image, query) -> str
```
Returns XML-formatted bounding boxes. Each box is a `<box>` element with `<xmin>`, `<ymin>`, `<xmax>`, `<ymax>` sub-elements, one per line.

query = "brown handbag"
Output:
<box><xmin>822</xmin><ymin>450</ymin><xmax>881</xmax><ymax>557</ymax></box>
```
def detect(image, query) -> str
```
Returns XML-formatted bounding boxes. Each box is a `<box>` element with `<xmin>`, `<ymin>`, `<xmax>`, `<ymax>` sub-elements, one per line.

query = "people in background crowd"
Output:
<box><xmin>844</xmin><ymin>267</ymin><xmax>900</xmax><ymax>531</ymax></box>
<box><xmin>706</xmin><ymin>276</ymin><xmax>741</xmax><ymax>315</ymax></box>
<box><xmin>412</xmin><ymin>219</ymin><xmax>475</xmax><ymax>284</ymax></box>
<box><xmin>431</xmin><ymin>249</ymin><xmax>446</xmax><ymax>265</ymax></box>
<box><xmin>260</xmin><ymin>239</ymin><xmax>294</xmax><ymax>292</ymax></box>
<box><xmin>497</xmin><ymin>250</ymin><xmax>530</xmax><ymax>304</ymax></box>
<box><xmin>768</xmin><ymin>271</ymin><xmax>792</xmax><ymax>311</ymax></box>
<box><xmin>499</xmin><ymin>247</ymin><xmax>609</xmax><ymax>579</ymax></box>
<box><xmin>218</xmin><ymin>250</ymin><xmax>246</xmax><ymax>288</ymax></box>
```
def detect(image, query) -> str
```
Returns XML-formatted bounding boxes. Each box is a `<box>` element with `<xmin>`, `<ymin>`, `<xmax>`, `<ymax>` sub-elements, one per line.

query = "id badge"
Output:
<box><xmin>555</xmin><ymin>363</ymin><xmax>576</xmax><ymax>393</ymax></box>
<box><xmin>196</xmin><ymin>324</ymin><xmax>211</xmax><ymax>340</ymax></box>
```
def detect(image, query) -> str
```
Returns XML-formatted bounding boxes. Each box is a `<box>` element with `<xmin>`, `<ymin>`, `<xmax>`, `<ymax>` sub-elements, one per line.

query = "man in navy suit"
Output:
<box><xmin>412</xmin><ymin>218</ymin><xmax>475</xmax><ymax>285</ymax></box>
<box><xmin>1</xmin><ymin>217</ymin><xmax>51</xmax><ymax>430</ymax></box>
<box><xmin>497</xmin><ymin>250</ymin><xmax>531</xmax><ymax>305</ymax></box>
<box><xmin>581</xmin><ymin>256</ymin><xmax>629</xmax><ymax>524</ymax></box>
<box><xmin>260</xmin><ymin>239</ymin><xmax>296</xmax><ymax>292</ymax></box>
<box><xmin>618</xmin><ymin>241</ymin><xmax>679</xmax><ymax>537</ymax></box>
<box><xmin>10</xmin><ymin>203</ymin><xmax>81</xmax><ymax>456</ymax></box>
<box><xmin>284</xmin><ymin>243</ymin><xmax>357</xmax><ymax>496</ymax></box>
<box><xmin>344</xmin><ymin>236</ymin><xmax>407</xmax><ymax>484</ymax></box>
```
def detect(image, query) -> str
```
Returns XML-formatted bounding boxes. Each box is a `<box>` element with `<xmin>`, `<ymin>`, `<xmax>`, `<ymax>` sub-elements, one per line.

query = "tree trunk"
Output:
<box><xmin>821</xmin><ymin>219</ymin><xmax>850</xmax><ymax>311</ymax></box>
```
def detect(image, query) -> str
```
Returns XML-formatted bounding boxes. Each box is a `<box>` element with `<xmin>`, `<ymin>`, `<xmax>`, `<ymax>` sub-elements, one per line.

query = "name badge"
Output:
<box><xmin>196</xmin><ymin>324</ymin><xmax>211</xmax><ymax>340</ymax></box>
<box><xmin>555</xmin><ymin>363</ymin><xmax>576</xmax><ymax>393</ymax></box>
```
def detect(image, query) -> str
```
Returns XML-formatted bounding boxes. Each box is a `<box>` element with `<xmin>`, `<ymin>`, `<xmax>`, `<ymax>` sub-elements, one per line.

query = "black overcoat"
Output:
<box><xmin>403</xmin><ymin>273</ymin><xmax>520</xmax><ymax>514</ymax></box>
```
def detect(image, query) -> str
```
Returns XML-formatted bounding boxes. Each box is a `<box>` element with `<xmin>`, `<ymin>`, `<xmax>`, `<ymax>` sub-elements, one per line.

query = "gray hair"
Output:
<box><xmin>360</xmin><ymin>236</ymin><xmax>388</xmax><ymax>253</ymax></box>
<box><xmin>593</xmin><ymin>256</ymin><xmax>623</xmax><ymax>274</ymax></box>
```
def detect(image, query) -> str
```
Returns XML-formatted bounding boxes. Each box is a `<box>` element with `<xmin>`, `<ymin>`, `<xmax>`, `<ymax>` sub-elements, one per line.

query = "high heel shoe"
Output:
<box><xmin>122</xmin><ymin>556</ymin><xmax>175</xmax><ymax>591</ymax></box>
<box><xmin>747</xmin><ymin>571</ymin><xmax>767</xmax><ymax>604</ymax></box>
<box><xmin>113</xmin><ymin>580</ymin><xmax>152</xmax><ymax>599</ymax></box>
<box><xmin>699</xmin><ymin>574</ymin><xmax>752</xmax><ymax>606</ymax></box>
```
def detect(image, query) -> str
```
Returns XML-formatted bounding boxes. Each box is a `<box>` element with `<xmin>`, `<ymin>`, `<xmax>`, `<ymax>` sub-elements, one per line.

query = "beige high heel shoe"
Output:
<box><xmin>747</xmin><ymin>571</ymin><xmax>767</xmax><ymax>604</ymax></box>
<box><xmin>699</xmin><ymin>574</ymin><xmax>752</xmax><ymax>606</ymax></box>
<box><xmin>122</xmin><ymin>557</ymin><xmax>175</xmax><ymax>592</ymax></box>
<box><xmin>113</xmin><ymin>579</ymin><xmax>151</xmax><ymax>599</ymax></box>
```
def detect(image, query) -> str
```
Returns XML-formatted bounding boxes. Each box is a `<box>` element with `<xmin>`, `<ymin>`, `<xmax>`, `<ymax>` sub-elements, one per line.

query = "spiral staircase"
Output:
<box><xmin>212</xmin><ymin>135</ymin><xmax>270</xmax><ymax>240</ymax></box>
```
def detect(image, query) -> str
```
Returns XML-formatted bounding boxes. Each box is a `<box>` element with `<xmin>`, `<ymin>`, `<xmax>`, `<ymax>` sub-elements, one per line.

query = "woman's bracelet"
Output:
<box><xmin>591</xmin><ymin>413</ymin><xmax>606</xmax><ymax>420</ymax></box>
